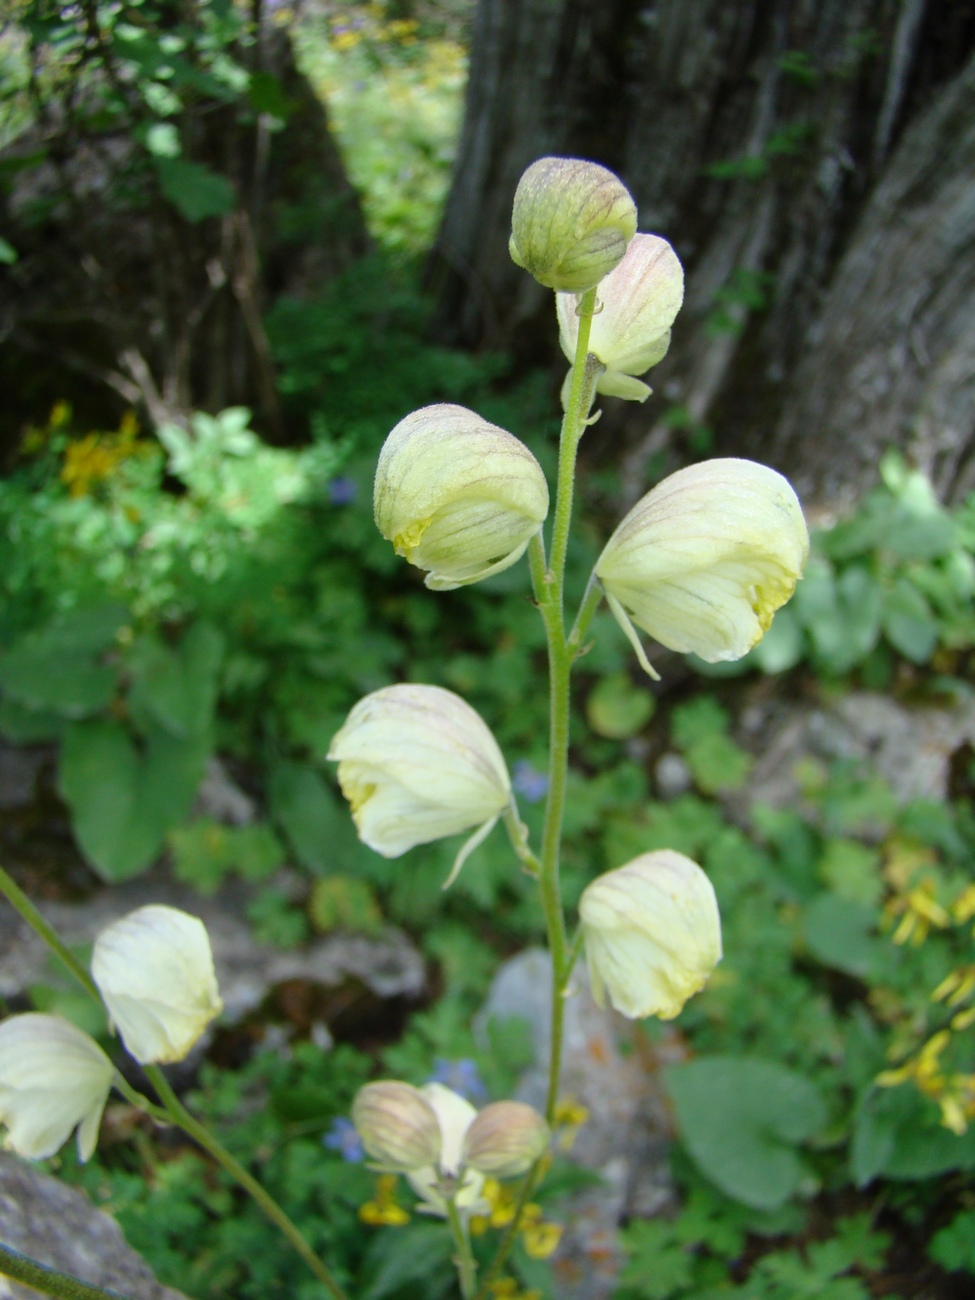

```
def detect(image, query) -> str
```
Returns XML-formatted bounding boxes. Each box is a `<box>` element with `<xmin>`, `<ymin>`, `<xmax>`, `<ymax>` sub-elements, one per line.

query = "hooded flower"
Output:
<box><xmin>595</xmin><ymin>458</ymin><xmax>809</xmax><ymax>676</ymax></box>
<box><xmin>0</xmin><ymin>1014</ymin><xmax>113</xmax><ymax>1161</ymax></box>
<box><xmin>91</xmin><ymin>904</ymin><xmax>223</xmax><ymax>1064</ymax></box>
<box><xmin>579</xmin><ymin>851</ymin><xmax>722</xmax><ymax>1020</ymax></box>
<box><xmin>328</xmin><ymin>683</ymin><xmax>511</xmax><ymax>885</ymax></box>
<box><xmin>509</xmin><ymin>157</ymin><xmax>638</xmax><ymax>293</ymax></box>
<box><xmin>556</xmin><ymin>233</ymin><xmax>684</xmax><ymax>402</ymax></box>
<box><xmin>405</xmin><ymin>1082</ymin><xmax>488</xmax><ymax>1216</ymax></box>
<box><xmin>374</xmin><ymin>404</ymin><xmax>549</xmax><ymax>591</ymax></box>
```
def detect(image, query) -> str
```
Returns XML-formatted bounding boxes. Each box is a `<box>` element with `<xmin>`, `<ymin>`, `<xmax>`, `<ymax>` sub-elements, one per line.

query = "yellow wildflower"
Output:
<box><xmin>553</xmin><ymin>1097</ymin><xmax>589</xmax><ymax>1152</ymax></box>
<box><xmin>952</xmin><ymin>884</ymin><xmax>975</xmax><ymax>926</ymax></box>
<box><xmin>358</xmin><ymin>1174</ymin><xmax>410</xmax><ymax>1227</ymax></box>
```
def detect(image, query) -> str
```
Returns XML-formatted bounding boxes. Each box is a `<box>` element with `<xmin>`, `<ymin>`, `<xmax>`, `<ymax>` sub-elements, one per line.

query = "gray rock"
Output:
<box><xmin>744</xmin><ymin>689</ymin><xmax>975</xmax><ymax>818</ymax></box>
<box><xmin>191</xmin><ymin>758</ymin><xmax>255</xmax><ymax>827</ymax></box>
<box><xmin>0</xmin><ymin>1154</ymin><xmax>187</xmax><ymax>1299</ymax></box>
<box><xmin>477</xmin><ymin>950</ymin><xmax>676</xmax><ymax>1300</ymax></box>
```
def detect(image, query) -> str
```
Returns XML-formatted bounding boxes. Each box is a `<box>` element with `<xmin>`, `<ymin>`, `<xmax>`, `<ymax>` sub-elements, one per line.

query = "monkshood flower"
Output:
<box><xmin>405</xmin><ymin>1083</ymin><xmax>488</xmax><ymax>1215</ymax></box>
<box><xmin>352</xmin><ymin>1082</ymin><xmax>442</xmax><ymax>1171</ymax></box>
<box><xmin>91</xmin><ymin>904</ymin><xmax>223</xmax><ymax>1064</ymax></box>
<box><xmin>579</xmin><ymin>850</ymin><xmax>722</xmax><ymax>1020</ymax></box>
<box><xmin>595</xmin><ymin>458</ymin><xmax>809</xmax><ymax>676</ymax></box>
<box><xmin>374</xmin><ymin>404</ymin><xmax>549</xmax><ymax>591</ymax></box>
<box><xmin>328</xmin><ymin>683</ymin><xmax>511</xmax><ymax>886</ymax></box>
<box><xmin>556</xmin><ymin>233</ymin><xmax>684</xmax><ymax>402</ymax></box>
<box><xmin>509</xmin><ymin>157</ymin><xmax>638</xmax><ymax>293</ymax></box>
<box><xmin>461</xmin><ymin>1101</ymin><xmax>550</xmax><ymax>1177</ymax></box>
<box><xmin>0</xmin><ymin>1014</ymin><xmax>113</xmax><ymax>1161</ymax></box>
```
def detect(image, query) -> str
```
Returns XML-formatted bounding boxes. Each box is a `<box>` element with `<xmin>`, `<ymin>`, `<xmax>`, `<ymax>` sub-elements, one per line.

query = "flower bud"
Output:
<box><xmin>374</xmin><ymin>404</ymin><xmax>549</xmax><ymax>591</ymax></box>
<box><xmin>462</xmin><ymin>1101</ymin><xmax>550</xmax><ymax>1177</ymax></box>
<box><xmin>595</xmin><ymin>459</ymin><xmax>809</xmax><ymax>674</ymax></box>
<box><xmin>579</xmin><ymin>851</ymin><xmax>722</xmax><ymax>1020</ymax></box>
<box><xmin>328</xmin><ymin>683</ymin><xmax>511</xmax><ymax>884</ymax></box>
<box><xmin>556</xmin><ymin>233</ymin><xmax>684</xmax><ymax>401</ymax></box>
<box><xmin>0</xmin><ymin>1014</ymin><xmax>113</xmax><ymax>1161</ymax></box>
<box><xmin>91</xmin><ymin>904</ymin><xmax>223</xmax><ymax>1064</ymax></box>
<box><xmin>351</xmin><ymin>1081</ymin><xmax>443</xmax><ymax>1171</ymax></box>
<box><xmin>509</xmin><ymin>157</ymin><xmax>638</xmax><ymax>292</ymax></box>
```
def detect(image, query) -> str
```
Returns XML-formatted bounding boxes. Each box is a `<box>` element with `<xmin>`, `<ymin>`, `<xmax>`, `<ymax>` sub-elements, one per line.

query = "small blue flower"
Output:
<box><xmin>328</xmin><ymin>476</ymin><xmax>358</xmax><ymax>506</ymax></box>
<box><xmin>323</xmin><ymin>1116</ymin><xmax>364</xmax><ymax>1162</ymax></box>
<box><xmin>429</xmin><ymin>1058</ymin><xmax>487</xmax><ymax>1104</ymax></box>
<box><xmin>512</xmin><ymin>760</ymin><xmax>549</xmax><ymax>803</ymax></box>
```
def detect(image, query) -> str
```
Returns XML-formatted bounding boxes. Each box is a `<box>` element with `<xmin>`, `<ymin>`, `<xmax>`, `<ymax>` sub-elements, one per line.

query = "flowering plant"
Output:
<box><xmin>0</xmin><ymin>154</ymin><xmax>807</xmax><ymax>1300</ymax></box>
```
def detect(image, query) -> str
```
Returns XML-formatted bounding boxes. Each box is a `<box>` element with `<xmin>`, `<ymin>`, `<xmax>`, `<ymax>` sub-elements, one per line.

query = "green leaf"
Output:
<box><xmin>0</xmin><ymin>605</ymin><xmax>127</xmax><ymax>718</ymax></box>
<box><xmin>929</xmin><ymin>1209</ymin><xmax>975</xmax><ymax>1273</ymax></box>
<box><xmin>127</xmin><ymin>622</ymin><xmax>223</xmax><ymax>739</ymax></box>
<box><xmin>155</xmin><ymin>158</ymin><xmax>235</xmax><ymax>221</ymax></box>
<box><xmin>0</xmin><ymin>236</ymin><xmax>17</xmax><ymax>264</ymax></box>
<box><xmin>881</xmin><ymin>578</ymin><xmax>938</xmax><ymax>662</ymax></box>
<box><xmin>309</xmin><ymin>876</ymin><xmax>383</xmax><ymax>935</ymax></box>
<box><xmin>617</xmin><ymin>1219</ymin><xmax>696</xmax><ymax>1298</ymax></box>
<box><xmin>684</xmin><ymin>732</ymin><xmax>753</xmax><ymax>795</ymax></box>
<box><xmin>0</xmin><ymin>696</ymin><xmax>65</xmax><ymax>742</ymax></box>
<box><xmin>270</xmin><ymin>762</ymin><xmax>362</xmax><ymax>874</ymax></box>
<box><xmin>671</xmin><ymin>696</ymin><xmax>730</xmax><ymax>748</ymax></box>
<box><xmin>665</xmin><ymin>1056</ymin><xmax>828</xmax><ymax>1209</ymax></box>
<box><xmin>851</xmin><ymin>1086</ymin><xmax>975</xmax><ymax>1185</ymax></box>
<box><xmin>59</xmin><ymin>718</ymin><xmax>209</xmax><ymax>881</ymax></box>
<box><xmin>360</xmin><ymin>1221</ymin><xmax>454</xmax><ymax>1300</ymax></box>
<box><xmin>802</xmin><ymin>894</ymin><xmax>882</xmax><ymax>979</ymax></box>
<box><xmin>817</xmin><ymin>839</ymin><xmax>881</xmax><ymax>906</ymax></box>
<box><xmin>170</xmin><ymin>820</ymin><xmax>284</xmax><ymax>893</ymax></box>
<box><xmin>586</xmin><ymin>673</ymin><xmax>655</xmax><ymax>739</ymax></box>
<box><xmin>751</xmin><ymin>606</ymin><xmax>806</xmax><ymax>674</ymax></box>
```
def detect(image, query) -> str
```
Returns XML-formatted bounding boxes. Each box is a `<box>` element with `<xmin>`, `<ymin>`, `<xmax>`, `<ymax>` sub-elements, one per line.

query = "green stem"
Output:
<box><xmin>0</xmin><ymin>866</ymin><xmax>100</xmax><ymax>1002</ymax></box>
<box><xmin>548</xmin><ymin>289</ymin><xmax>600</xmax><ymax>585</ymax></box>
<box><xmin>0</xmin><ymin>1243</ymin><xmax>129</xmax><ymax>1300</ymax></box>
<box><xmin>531</xmin><ymin>286</ymin><xmax>601</xmax><ymax>1127</ymax></box>
<box><xmin>471</xmin><ymin>1160</ymin><xmax>544</xmax><ymax>1300</ymax></box>
<box><xmin>142</xmin><ymin>1065</ymin><xmax>351</xmax><ymax>1300</ymax></box>
<box><xmin>445</xmin><ymin>1197</ymin><xmax>477</xmax><ymax>1300</ymax></box>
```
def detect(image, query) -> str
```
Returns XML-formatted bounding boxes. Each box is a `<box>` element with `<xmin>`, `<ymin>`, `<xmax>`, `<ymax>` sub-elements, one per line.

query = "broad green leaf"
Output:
<box><xmin>59</xmin><ymin>718</ymin><xmax>209</xmax><ymax>881</ymax></box>
<box><xmin>666</xmin><ymin>1055</ymin><xmax>828</xmax><ymax>1209</ymax></box>
<box><xmin>852</xmin><ymin>1086</ymin><xmax>975</xmax><ymax>1185</ymax></box>
<box><xmin>0</xmin><ymin>605</ymin><xmax>126</xmax><ymax>718</ymax></box>
<box><xmin>270</xmin><ymin>762</ymin><xmax>360</xmax><ymax>874</ymax></box>
<box><xmin>881</xmin><ymin>578</ymin><xmax>938</xmax><ymax>662</ymax></box>
<box><xmin>802</xmin><ymin>894</ymin><xmax>883</xmax><ymax>979</ymax></box>
<box><xmin>127</xmin><ymin>621</ymin><xmax>223</xmax><ymax>739</ymax></box>
<box><xmin>0</xmin><ymin>696</ymin><xmax>65</xmax><ymax>742</ymax></box>
<box><xmin>751</xmin><ymin>606</ymin><xmax>806</xmax><ymax>674</ymax></box>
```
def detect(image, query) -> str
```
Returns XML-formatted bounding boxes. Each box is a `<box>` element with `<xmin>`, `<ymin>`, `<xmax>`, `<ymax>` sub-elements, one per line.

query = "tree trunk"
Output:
<box><xmin>0</xmin><ymin>4</ymin><xmax>369</xmax><ymax>451</ymax></box>
<box><xmin>429</xmin><ymin>0</ymin><xmax>975</xmax><ymax>505</ymax></box>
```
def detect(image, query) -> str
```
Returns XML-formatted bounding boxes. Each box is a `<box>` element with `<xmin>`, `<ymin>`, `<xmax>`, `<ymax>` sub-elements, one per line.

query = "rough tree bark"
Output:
<box><xmin>429</xmin><ymin>0</ymin><xmax>975</xmax><ymax>506</ymax></box>
<box><xmin>0</xmin><ymin>3</ymin><xmax>369</xmax><ymax>451</ymax></box>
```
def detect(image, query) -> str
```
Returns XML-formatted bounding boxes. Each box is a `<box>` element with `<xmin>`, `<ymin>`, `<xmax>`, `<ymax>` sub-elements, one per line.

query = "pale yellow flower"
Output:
<box><xmin>596</xmin><ymin>458</ymin><xmax>808</xmax><ymax>675</ymax></box>
<box><xmin>0</xmin><ymin>1014</ymin><xmax>113</xmax><ymax>1161</ymax></box>
<box><xmin>579</xmin><ymin>850</ymin><xmax>722</xmax><ymax>1020</ymax></box>
<box><xmin>557</xmin><ymin>233</ymin><xmax>684</xmax><ymax>401</ymax></box>
<box><xmin>374</xmin><ymin>404</ymin><xmax>549</xmax><ymax>590</ymax></box>
<box><xmin>91</xmin><ymin>905</ymin><xmax>223</xmax><ymax>1064</ymax></box>
<box><xmin>328</xmin><ymin>683</ymin><xmax>511</xmax><ymax>884</ymax></box>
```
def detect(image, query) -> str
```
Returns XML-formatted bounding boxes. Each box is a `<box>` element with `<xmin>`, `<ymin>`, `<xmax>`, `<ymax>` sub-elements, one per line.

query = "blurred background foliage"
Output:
<box><xmin>1</xmin><ymin>2</ymin><xmax>975</xmax><ymax>1299</ymax></box>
